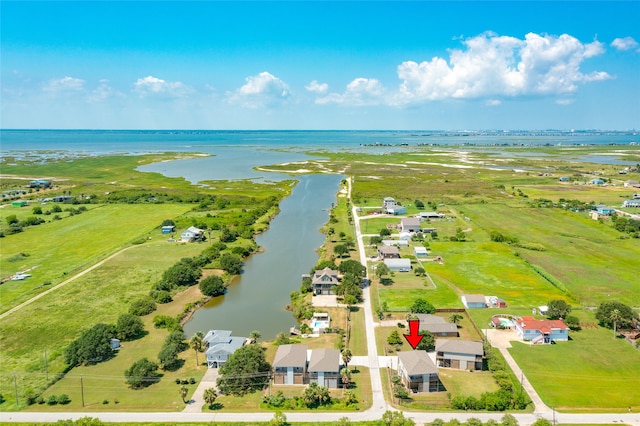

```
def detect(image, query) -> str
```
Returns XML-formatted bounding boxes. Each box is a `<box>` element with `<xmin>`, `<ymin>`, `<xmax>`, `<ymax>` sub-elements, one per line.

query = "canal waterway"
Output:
<box><xmin>182</xmin><ymin>172</ymin><xmax>342</xmax><ymax>340</ymax></box>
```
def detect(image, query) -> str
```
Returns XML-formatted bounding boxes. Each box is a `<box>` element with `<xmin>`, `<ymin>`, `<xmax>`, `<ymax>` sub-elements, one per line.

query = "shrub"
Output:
<box><xmin>46</xmin><ymin>395</ymin><xmax>58</xmax><ymax>405</ymax></box>
<box><xmin>125</xmin><ymin>358</ymin><xmax>160</xmax><ymax>389</ymax></box>
<box><xmin>150</xmin><ymin>290</ymin><xmax>173</xmax><ymax>304</ymax></box>
<box><xmin>115</xmin><ymin>313</ymin><xmax>145</xmax><ymax>341</ymax></box>
<box><xmin>129</xmin><ymin>297</ymin><xmax>156</xmax><ymax>316</ymax></box>
<box><xmin>199</xmin><ymin>275</ymin><xmax>226</xmax><ymax>297</ymax></box>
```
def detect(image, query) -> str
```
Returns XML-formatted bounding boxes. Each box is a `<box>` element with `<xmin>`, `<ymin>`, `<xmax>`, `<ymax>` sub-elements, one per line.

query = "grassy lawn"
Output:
<box><xmin>22</xmin><ymin>286</ymin><xmax>207</xmax><ymax>412</ymax></box>
<box><xmin>348</xmin><ymin>307</ymin><xmax>368</xmax><ymax>356</ymax></box>
<box><xmin>0</xmin><ymin>240</ymin><xmax>205</xmax><ymax>408</ymax></box>
<box><xmin>0</xmin><ymin>203</ymin><xmax>191</xmax><ymax>312</ymax></box>
<box><xmin>462</xmin><ymin>204</ymin><xmax>640</xmax><ymax>306</ymax></box>
<box><xmin>508</xmin><ymin>324</ymin><xmax>640</xmax><ymax>411</ymax></box>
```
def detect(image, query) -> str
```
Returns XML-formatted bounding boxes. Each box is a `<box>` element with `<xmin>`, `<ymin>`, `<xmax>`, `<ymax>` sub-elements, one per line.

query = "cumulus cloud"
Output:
<box><xmin>395</xmin><ymin>32</ymin><xmax>611</xmax><ymax>104</ymax></box>
<box><xmin>87</xmin><ymin>79</ymin><xmax>119</xmax><ymax>102</ymax></box>
<box><xmin>227</xmin><ymin>72</ymin><xmax>290</xmax><ymax>108</ymax></box>
<box><xmin>611</xmin><ymin>36</ymin><xmax>639</xmax><ymax>51</ymax></box>
<box><xmin>316</xmin><ymin>78</ymin><xmax>386</xmax><ymax>105</ymax></box>
<box><xmin>485</xmin><ymin>99</ymin><xmax>501</xmax><ymax>106</ymax></box>
<box><xmin>133</xmin><ymin>75</ymin><xmax>192</xmax><ymax>98</ymax></box>
<box><xmin>43</xmin><ymin>76</ymin><xmax>85</xmax><ymax>92</ymax></box>
<box><xmin>305</xmin><ymin>80</ymin><xmax>329</xmax><ymax>94</ymax></box>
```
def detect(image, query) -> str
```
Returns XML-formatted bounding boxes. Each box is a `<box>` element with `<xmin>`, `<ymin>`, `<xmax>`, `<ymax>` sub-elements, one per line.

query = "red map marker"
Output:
<box><xmin>403</xmin><ymin>319</ymin><xmax>424</xmax><ymax>349</ymax></box>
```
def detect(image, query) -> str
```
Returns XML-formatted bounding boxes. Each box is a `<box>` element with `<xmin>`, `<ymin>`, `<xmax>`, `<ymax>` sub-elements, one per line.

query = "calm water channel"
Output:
<box><xmin>183</xmin><ymin>173</ymin><xmax>342</xmax><ymax>340</ymax></box>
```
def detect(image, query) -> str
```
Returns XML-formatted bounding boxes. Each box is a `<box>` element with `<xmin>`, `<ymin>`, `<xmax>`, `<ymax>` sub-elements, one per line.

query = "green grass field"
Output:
<box><xmin>508</xmin><ymin>325</ymin><xmax>640</xmax><ymax>411</ymax></box>
<box><xmin>0</xmin><ymin>203</ymin><xmax>191</xmax><ymax>312</ymax></box>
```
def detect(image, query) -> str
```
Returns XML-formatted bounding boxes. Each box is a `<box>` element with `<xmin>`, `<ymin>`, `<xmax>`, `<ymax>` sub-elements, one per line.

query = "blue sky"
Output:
<box><xmin>1</xmin><ymin>1</ymin><xmax>639</xmax><ymax>130</ymax></box>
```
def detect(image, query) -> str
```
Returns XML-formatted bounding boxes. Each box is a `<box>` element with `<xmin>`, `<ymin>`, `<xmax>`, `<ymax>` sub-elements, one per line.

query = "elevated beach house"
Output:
<box><xmin>435</xmin><ymin>339</ymin><xmax>483</xmax><ymax>371</ymax></box>
<box><xmin>273</xmin><ymin>344</ymin><xmax>308</xmax><ymax>385</ymax></box>
<box><xmin>396</xmin><ymin>350</ymin><xmax>440</xmax><ymax>393</ymax></box>
<box><xmin>203</xmin><ymin>329</ymin><xmax>247</xmax><ymax>368</ymax></box>
<box><xmin>514</xmin><ymin>316</ymin><xmax>569</xmax><ymax>344</ymax></box>
<box><xmin>307</xmin><ymin>348</ymin><xmax>341</xmax><ymax>388</ymax></box>
<box><xmin>181</xmin><ymin>226</ymin><xmax>204</xmax><ymax>242</ymax></box>
<box><xmin>304</xmin><ymin>267</ymin><xmax>341</xmax><ymax>295</ymax></box>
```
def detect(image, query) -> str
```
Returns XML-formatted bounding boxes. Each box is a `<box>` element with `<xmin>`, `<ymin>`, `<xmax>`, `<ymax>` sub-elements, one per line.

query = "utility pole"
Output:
<box><xmin>80</xmin><ymin>375</ymin><xmax>85</xmax><ymax>407</ymax></box>
<box><xmin>44</xmin><ymin>349</ymin><xmax>49</xmax><ymax>382</ymax></box>
<box><xmin>13</xmin><ymin>373</ymin><xmax>18</xmax><ymax>405</ymax></box>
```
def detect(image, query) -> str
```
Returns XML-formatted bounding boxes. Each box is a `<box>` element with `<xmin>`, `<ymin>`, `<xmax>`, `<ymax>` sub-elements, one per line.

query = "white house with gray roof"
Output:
<box><xmin>435</xmin><ymin>339</ymin><xmax>484</xmax><ymax>371</ymax></box>
<box><xmin>415</xmin><ymin>314</ymin><xmax>459</xmax><ymax>337</ymax></box>
<box><xmin>273</xmin><ymin>344</ymin><xmax>308</xmax><ymax>385</ymax></box>
<box><xmin>396</xmin><ymin>350</ymin><xmax>440</xmax><ymax>393</ymax></box>
<box><xmin>308</xmin><ymin>348</ymin><xmax>341</xmax><ymax>388</ymax></box>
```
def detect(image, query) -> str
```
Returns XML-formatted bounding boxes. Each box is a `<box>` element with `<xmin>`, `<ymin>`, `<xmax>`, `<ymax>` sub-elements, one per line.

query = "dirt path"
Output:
<box><xmin>0</xmin><ymin>245</ymin><xmax>136</xmax><ymax>320</ymax></box>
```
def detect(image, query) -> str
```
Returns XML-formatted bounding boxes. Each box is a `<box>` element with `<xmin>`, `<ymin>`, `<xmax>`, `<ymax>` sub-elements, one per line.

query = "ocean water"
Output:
<box><xmin>1</xmin><ymin>129</ymin><xmax>638</xmax><ymax>155</ymax></box>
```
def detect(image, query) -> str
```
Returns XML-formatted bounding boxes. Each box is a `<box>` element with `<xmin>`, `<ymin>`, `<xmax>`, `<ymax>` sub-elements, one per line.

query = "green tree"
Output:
<box><xmin>410</xmin><ymin>298</ymin><xmax>435</xmax><ymax>314</ymax></box>
<box><xmin>189</xmin><ymin>331</ymin><xmax>205</xmax><ymax>366</ymax></box>
<box><xmin>340</xmin><ymin>367</ymin><xmax>351</xmax><ymax>390</ymax></box>
<box><xmin>125</xmin><ymin>358</ymin><xmax>159</xmax><ymax>389</ymax></box>
<box><xmin>381</xmin><ymin>409</ymin><xmax>415</xmax><ymax>425</ymax></box>
<box><xmin>334</xmin><ymin>244</ymin><xmax>350</xmax><ymax>258</ymax></box>
<box><xmin>501</xmin><ymin>414</ymin><xmax>519</xmax><ymax>426</ymax></box>
<box><xmin>380</xmin><ymin>228</ymin><xmax>392</xmax><ymax>237</ymax></box>
<box><xmin>610</xmin><ymin>309</ymin><xmax>622</xmax><ymax>337</ymax></box>
<box><xmin>449</xmin><ymin>313</ymin><xmax>463</xmax><ymax>325</ymax></box>
<box><xmin>161</xmin><ymin>219</ymin><xmax>176</xmax><ymax>227</ymax></box>
<box><xmin>546</xmin><ymin>299</ymin><xmax>571</xmax><ymax>320</ymax></box>
<box><xmin>199</xmin><ymin>275</ymin><xmax>226</xmax><ymax>297</ymax></box>
<box><xmin>414</xmin><ymin>200</ymin><xmax>425</xmax><ymax>209</ymax></box>
<box><xmin>249</xmin><ymin>330</ymin><xmax>261</xmax><ymax>344</ymax></box>
<box><xmin>158</xmin><ymin>341</ymin><xmax>181</xmax><ymax>371</ymax></box>
<box><xmin>375</xmin><ymin>263</ymin><xmax>391</xmax><ymax>282</ymax></box>
<box><xmin>338</xmin><ymin>259</ymin><xmax>366</xmax><ymax>278</ymax></box>
<box><xmin>387</xmin><ymin>330</ymin><xmax>403</xmax><ymax>346</ymax></box>
<box><xmin>203</xmin><ymin>387</ymin><xmax>217</xmax><ymax>407</ymax></box>
<box><xmin>129</xmin><ymin>297</ymin><xmax>157</xmax><ymax>316</ymax></box>
<box><xmin>343</xmin><ymin>390</ymin><xmax>358</xmax><ymax>406</ymax></box>
<box><xmin>217</xmin><ymin>344</ymin><xmax>271</xmax><ymax>396</ymax></box>
<box><xmin>32</xmin><ymin>206</ymin><xmax>43</xmax><ymax>215</ymax></box>
<box><xmin>393</xmin><ymin>383</ymin><xmax>409</xmax><ymax>400</ymax></box>
<box><xmin>341</xmin><ymin>348</ymin><xmax>352</xmax><ymax>369</ymax></box>
<box><xmin>413</xmin><ymin>266</ymin><xmax>426</xmax><ymax>276</ymax></box>
<box><xmin>343</xmin><ymin>293</ymin><xmax>358</xmax><ymax>307</ymax></box>
<box><xmin>115</xmin><ymin>314</ymin><xmax>144</xmax><ymax>341</ymax></box>
<box><xmin>302</xmin><ymin>382</ymin><xmax>331</xmax><ymax>408</ymax></box>
<box><xmin>416</xmin><ymin>330</ymin><xmax>435</xmax><ymax>351</ymax></box>
<box><xmin>180</xmin><ymin>385</ymin><xmax>189</xmax><ymax>403</ymax></box>
<box><xmin>219</xmin><ymin>253</ymin><xmax>243</xmax><ymax>275</ymax></box>
<box><xmin>595</xmin><ymin>301</ymin><xmax>635</xmax><ymax>329</ymax></box>
<box><xmin>64</xmin><ymin>323</ymin><xmax>115</xmax><ymax>366</ymax></box>
<box><xmin>162</xmin><ymin>261</ymin><xmax>202</xmax><ymax>288</ymax></box>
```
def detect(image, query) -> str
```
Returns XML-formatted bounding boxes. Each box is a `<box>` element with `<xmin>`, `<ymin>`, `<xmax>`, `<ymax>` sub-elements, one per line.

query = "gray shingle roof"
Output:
<box><xmin>397</xmin><ymin>350</ymin><xmax>438</xmax><ymax>375</ymax></box>
<box><xmin>273</xmin><ymin>344</ymin><xmax>308</xmax><ymax>368</ymax></box>
<box><xmin>435</xmin><ymin>339</ymin><xmax>483</xmax><ymax>356</ymax></box>
<box><xmin>308</xmin><ymin>348</ymin><xmax>340</xmax><ymax>373</ymax></box>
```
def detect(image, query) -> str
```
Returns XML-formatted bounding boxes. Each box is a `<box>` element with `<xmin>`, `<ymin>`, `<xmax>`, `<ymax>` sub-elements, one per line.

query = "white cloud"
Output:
<box><xmin>485</xmin><ymin>99</ymin><xmax>501</xmax><ymax>106</ymax></box>
<box><xmin>87</xmin><ymin>79</ymin><xmax>120</xmax><ymax>103</ymax></box>
<box><xmin>316</xmin><ymin>78</ymin><xmax>386</xmax><ymax>106</ymax></box>
<box><xmin>133</xmin><ymin>75</ymin><xmax>192</xmax><ymax>98</ymax></box>
<box><xmin>395</xmin><ymin>32</ymin><xmax>611</xmax><ymax>104</ymax></box>
<box><xmin>611</xmin><ymin>37</ymin><xmax>639</xmax><ymax>51</ymax></box>
<box><xmin>305</xmin><ymin>80</ymin><xmax>329</xmax><ymax>94</ymax></box>
<box><xmin>227</xmin><ymin>72</ymin><xmax>290</xmax><ymax>108</ymax></box>
<box><xmin>555</xmin><ymin>98</ymin><xmax>575</xmax><ymax>105</ymax></box>
<box><xmin>43</xmin><ymin>76</ymin><xmax>85</xmax><ymax>92</ymax></box>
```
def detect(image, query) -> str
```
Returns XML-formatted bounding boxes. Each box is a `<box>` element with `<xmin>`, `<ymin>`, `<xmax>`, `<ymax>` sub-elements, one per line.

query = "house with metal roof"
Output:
<box><xmin>435</xmin><ymin>339</ymin><xmax>483</xmax><ymax>371</ymax></box>
<box><xmin>415</xmin><ymin>314</ymin><xmax>458</xmax><ymax>337</ymax></box>
<box><xmin>203</xmin><ymin>329</ymin><xmax>247</xmax><ymax>368</ymax></box>
<box><xmin>401</xmin><ymin>217</ymin><xmax>421</xmax><ymax>233</ymax></box>
<box><xmin>396</xmin><ymin>351</ymin><xmax>440</xmax><ymax>393</ymax></box>
<box><xmin>383</xmin><ymin>258</ymin><xmax>412</xmax><ymax>272</ymax></box>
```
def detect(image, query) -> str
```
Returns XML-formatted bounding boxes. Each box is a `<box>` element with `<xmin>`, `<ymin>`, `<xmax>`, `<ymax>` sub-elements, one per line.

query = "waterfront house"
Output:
<box><xmin>396</xmin><ymin>351</ymin><xmax>440</xmax><ymax>393</ymax></box>
<box><xmin>513</xmin><ymin>316</ymin><xmax>569</xmax><ymax>344</ymax></box>
<box><xmin>401</xmin><ymin>217</ymin><xmax>421</xmax><ymax>233</ymax></box>
<box><xmin>435</xmin><ymin>339</ymin><xmax>483</xmax><ymax>371</ymax></box>
<box><xmin>461</xmin><ymin>294</ymin><xmax>487</xmax><ymax>309</ymax></box>
<box><xmin>384</xmin><ymin>258</ymin><xmax>412</xmax><ymax>272</ymax></box>
<box><xmin>377</xmin><ymin>246</ymin><xmax>400</xmax><ymax>259</ymax></box>
<box><xmin>308</xmin><ymin>348</ymin><xmax>341</xmax><ymax>388</ymax></box>
<box><xmin>308</xmin><ymin>267</ymin><xmax>340</xmax><ymax>295</ymax></box>
<box><xmin>273</xmin><ymin>344</ymin><xmax>308</xmax><ymax>385</ymax></box>
<box><xmin>415</xmin><ymin>314</ymin><xmax>458</xmax><ymax>337</ymax></box>
<box><xmin>203</xmin><ymin>330</ymin><xmax>247</xmax><ymax>368</ymax></box>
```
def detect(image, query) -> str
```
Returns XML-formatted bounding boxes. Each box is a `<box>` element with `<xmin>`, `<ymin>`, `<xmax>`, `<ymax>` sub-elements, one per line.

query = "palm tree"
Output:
<box><xmin>341</xmin><ymin>348</ymin><xmax>352</xmax><ymax>369</ymax></box>
<box><xmin>180</xmin><ymin>385</ymin><xmax>189</xmax><ymax>403</ymax></box>
<box><xmin>249</xmin><ymin>330</ymin><xmax>261</xmax><ymax>344</ymax></box>
<box><xmin>203</xmin><ymin>387</ymin><xmax>217</xmax><ymax>408</ymax></box>
<box><xmin>449</xmin><ymin>313</ymin><xmax>464</xmax><ymax>326</ymax></box>
<box><xmin>610</xmin><ymin>308</ymin><xmax>622</xmax><ymax>338</ymax></box>
<box><xmin>190</xmin><ymin>331</ymin><xmax>205</xmax><ymax>366</ymax></box>
<box><xmin>340</xmin><ymin>367</ymin><xmax>351</xmax><ymax>391</ymax></box>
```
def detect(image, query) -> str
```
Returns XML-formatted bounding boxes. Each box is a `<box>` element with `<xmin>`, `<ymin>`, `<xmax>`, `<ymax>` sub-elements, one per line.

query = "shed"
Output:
<box><xmin>382</xmin><ymin>239</ymin><xmax>409</xmax><ymax>247</ymax></box>
<box><xmin>461</xmin><ymin>294</ymin><xmax>487</xmax><ymax>309</ymax></box>
<box><xmin>414</xmin><ymin>246</ymin><xmax>428</xmax><ymax>257</ymax></box>
<box><xmin>387</xmin><ymin>206</ymin><xmax>407</xmax><ymax>215</ymax></box>
<box><xmin>161</xmin><ymin>225</ymin><xmax>175</xmax><ymax>234</ymax></box>
<box><xmin>12</xmin><ymin>200</ymin><xmax>28</xmax><ymax>207</ymax></box>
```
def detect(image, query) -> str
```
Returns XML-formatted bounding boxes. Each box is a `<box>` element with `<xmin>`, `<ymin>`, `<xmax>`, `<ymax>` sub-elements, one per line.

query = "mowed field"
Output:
<box><xmin>0</xmin><ymin>203</ymin><xmax>191</xmax><ymax>312</ymax></box>
<box><xmin>462</xmin><ymin>203</ymin><xmax>640</xmax><ymax>306</ymax></box>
